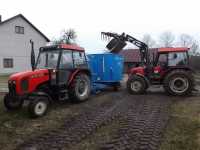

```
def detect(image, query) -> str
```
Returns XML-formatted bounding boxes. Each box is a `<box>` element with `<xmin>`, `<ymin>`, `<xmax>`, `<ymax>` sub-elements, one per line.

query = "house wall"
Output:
<box><xmin>0</xmin><ymin>17</ymin><xmax>47</xmax><ymax>74</ymax></box>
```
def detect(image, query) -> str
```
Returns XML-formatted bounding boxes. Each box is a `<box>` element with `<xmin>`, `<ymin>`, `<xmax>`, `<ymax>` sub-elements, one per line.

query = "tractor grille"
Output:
<box><xmin>21</xmin><ymin>79</ymin><xmax>29</xmax><ymax>92</ymax></box>
<box><xmin>8</xmin><ymin>82</ymin><xmax>16</xmax><ymax>95</ymax></box>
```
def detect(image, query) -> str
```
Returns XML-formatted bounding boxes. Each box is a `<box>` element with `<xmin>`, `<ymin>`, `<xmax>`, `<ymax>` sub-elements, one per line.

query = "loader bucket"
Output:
<box><xmin>106</xmin><ymin>38</ymin><xmax>127</xmax><ymax>53</ymax></box>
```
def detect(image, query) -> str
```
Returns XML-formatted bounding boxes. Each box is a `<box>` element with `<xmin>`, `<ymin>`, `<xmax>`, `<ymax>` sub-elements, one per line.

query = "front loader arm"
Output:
<box><xmin>101</xmin><ymin>32</ymin><xmax>150</xmax><ymax>65</ymax></box>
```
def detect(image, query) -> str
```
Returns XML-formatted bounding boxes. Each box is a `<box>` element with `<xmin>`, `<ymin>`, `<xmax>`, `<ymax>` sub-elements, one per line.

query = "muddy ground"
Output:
<box><xmin>0</xmin><ymin>83</ymin><xmax>200</xmax><ymax>150</ymax></box>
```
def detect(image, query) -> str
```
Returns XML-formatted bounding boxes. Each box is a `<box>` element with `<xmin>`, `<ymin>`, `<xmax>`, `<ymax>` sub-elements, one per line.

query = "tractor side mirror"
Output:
<box><xmin>30</xmin><ymin>40</ymin><xmax>36</xmax><ymax>71</ymax></box>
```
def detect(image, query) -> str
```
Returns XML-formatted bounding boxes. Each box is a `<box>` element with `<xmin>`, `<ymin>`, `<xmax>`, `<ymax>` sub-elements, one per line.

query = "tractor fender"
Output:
<box><xmin>68</xmin><ymin>69</ymin><xmax>91</xmax><ymax>87</ymax></box>
<box><xmin>134</xmin><ymin>73</ymin><xmax>150</xmax><ymax>88</ymax></box>
<box><xmin>28</xmin><ymin>91</ymin><xmax>53</xmax><ymax>104</ymax></box>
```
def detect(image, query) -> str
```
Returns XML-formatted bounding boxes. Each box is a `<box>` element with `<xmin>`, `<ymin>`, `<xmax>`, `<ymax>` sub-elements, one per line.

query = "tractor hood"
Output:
<box><xmin>9</xmin><ymin>69</ymin><xmax>49</xmax><ymax>81</ymax></box>
<box><xmin>8</xmin><ymin>69</ymin><xmax>50</xmax><ymax>95</ymax></box>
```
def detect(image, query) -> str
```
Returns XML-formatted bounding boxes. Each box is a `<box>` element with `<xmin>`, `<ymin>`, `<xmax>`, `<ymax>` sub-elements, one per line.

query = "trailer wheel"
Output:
<box><xmin>127</xmin><ymin>75</ymin><xmax>146</xmax><ymax>94</ymax></box>
<box><xmin>69</xmin><ymin>74</ymin><xmax>91</xmax><ymax>102</ymax></box>
<box><xmin>28</xmin><ymin>96</ymin><xmax>49</xmax><ymax>118</ymax></box>
<box><xmin>163</xmin><ymin>70</ymin><xmax>194</xmax><ymax>96</ymax></box>
<box><xmin>4</xmin><ymin>94</ymin><xmax>23</xmax><ymax>110</ymax></box>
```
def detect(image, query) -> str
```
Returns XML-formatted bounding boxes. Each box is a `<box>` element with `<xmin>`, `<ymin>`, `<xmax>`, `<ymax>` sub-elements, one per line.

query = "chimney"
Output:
<box><xmin>0</xmin><ymin>15</ymin><xmax>1</xmax><ymax>22</ymax></box>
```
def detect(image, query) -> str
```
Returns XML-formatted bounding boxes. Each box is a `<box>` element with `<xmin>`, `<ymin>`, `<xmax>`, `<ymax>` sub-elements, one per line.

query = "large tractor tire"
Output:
<box><xmin>127</xmin><ymin>75</ymin><xmax>147</xmax><ymax>94</ymax></box>
<box><xmin>163</xmin><ymin>70</ymin><xmax>194</xmax><ymax>96</ymax></box>
<box><xmin>68</xmin><ymin>74</ymin><xmax>91</xmax><ymax>102</ymax></box>
<box><xmin>4</xmin><ymin>94</ymin><xmax>24</xmax><ymax>110</ymax></box>
<box><xmin>28</xmin><ymin>96</ymin><xmax>49</xmax><ymax>118</ymax></box>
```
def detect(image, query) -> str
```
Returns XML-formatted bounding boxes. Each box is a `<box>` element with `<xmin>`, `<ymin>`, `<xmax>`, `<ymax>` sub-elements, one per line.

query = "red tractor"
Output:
<box><xmin>4</xmin><ymin>42</ymin><xmax>91</xmax><ymax>117</ymax></box>
<box><xmin>102</xmin><ymin>32</ymin><xmax>194</xmax><ymax>96</ymax></box>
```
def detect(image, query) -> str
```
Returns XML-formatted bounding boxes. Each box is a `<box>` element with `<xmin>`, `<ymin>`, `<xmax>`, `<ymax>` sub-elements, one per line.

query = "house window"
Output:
<box><xmin>15</xmin><ymin>26</ymin><xmax>24</xmax><ymax>34</ymax></box>
<box><xmin>3</xmin><ymin>58</ymin><xmax>13</xmax><ymax>68</ymax></box>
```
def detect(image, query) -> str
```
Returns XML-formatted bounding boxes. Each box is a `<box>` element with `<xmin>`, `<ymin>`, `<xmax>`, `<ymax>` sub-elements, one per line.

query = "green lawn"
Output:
<box><xmin>160</xmin><ymin>96</ymin><xmax>200</xmax><ymax>150</ymax></box>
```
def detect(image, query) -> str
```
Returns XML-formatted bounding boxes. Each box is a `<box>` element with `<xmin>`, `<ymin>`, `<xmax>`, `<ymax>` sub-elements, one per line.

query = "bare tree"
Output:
<box><xmin>190</xmin><ymin>40</ymin><xmax>199</xmax><ymax>56</ymax></box>
<box><xmin>178</xmin><ymin>34</ymin><xmax>199</xmax><ymax>56</ymax></box>
<box><xmin>142</xmin><ymin>34</ymin><xmax>156</xmax><ymax>48</ymax></box>
<box><xmin>159</xmin><ymin>31</ymin><xmax>175</xmax><ymax>47</ymax></box>
<box><xmin>52</xmin><ymin>28</ymin><xmax>77</xmax><ymax>44</ymax></box>
<box><xmin>179</xmin><ymin>34</ymin><xmax>193</xmax><ymax>47</ymax></box>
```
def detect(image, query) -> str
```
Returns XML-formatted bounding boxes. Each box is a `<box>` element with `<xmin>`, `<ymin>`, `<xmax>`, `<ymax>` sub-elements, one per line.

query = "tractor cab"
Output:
<box><xmin>155</xmin><ymin>47</ymin><xmax>189</xmax><ymax>68</ymax></box>
<box><xmin>36</xmin><ymin>44</ymin><xmax>88</xmax><ymax>85</ymax></box>
<box><xmin>152</xmin><ymin>47</ymin><xmax>190</xmax><ymax>80</ymax></box>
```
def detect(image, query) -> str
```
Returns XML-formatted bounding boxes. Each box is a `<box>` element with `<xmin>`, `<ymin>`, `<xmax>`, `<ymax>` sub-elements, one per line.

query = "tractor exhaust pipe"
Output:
<box><xmin>30</xmin><ymin>40</ymin><xmax>35</xmax><ymax>71</ymax></box>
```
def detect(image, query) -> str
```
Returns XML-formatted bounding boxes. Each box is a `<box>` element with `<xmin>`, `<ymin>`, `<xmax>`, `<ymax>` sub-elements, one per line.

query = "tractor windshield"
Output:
<box><xmin>36</xmin><ymin>50</ymin><xmax>60</xmax><ymax>69</ymax></box>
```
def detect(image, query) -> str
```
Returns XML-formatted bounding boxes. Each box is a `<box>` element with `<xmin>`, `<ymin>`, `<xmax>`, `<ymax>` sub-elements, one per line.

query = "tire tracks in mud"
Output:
<box><xmin>17</xmin><ymin>91</ymin><xmax>172</xmax><ymax>150</ymax></box>
<box><xmin>100</xmin><ymin>97</ymin><xmax>171</xmax><ymax>150</ymax></box>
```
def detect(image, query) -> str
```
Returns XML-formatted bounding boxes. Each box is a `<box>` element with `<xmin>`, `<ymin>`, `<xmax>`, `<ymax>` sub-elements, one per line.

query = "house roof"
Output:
<box><xmin>158</xmin><ymin>47</ymin><xmax>189</xmax><ymax>53</ymax></box>
<box><xmin>0</xmin><ymin>14</ymin><xmax>50</xmax><ymax>42</ymax></box>
<box><xmin>119</xmin><ymin>48</ymin><xmax>158</xmax><ymax>62</ymax></box>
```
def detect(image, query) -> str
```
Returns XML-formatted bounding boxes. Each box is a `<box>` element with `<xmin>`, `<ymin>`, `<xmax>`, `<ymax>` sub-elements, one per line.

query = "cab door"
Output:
<box><xmin>153</xmin><ymin>53</ymin><xmax>168</xmax><ymax>80</ymax></box>
<box><xmin>57</xmin><ymin>50</ymin><xmax>73</xmax><ymax>85</ymax></box>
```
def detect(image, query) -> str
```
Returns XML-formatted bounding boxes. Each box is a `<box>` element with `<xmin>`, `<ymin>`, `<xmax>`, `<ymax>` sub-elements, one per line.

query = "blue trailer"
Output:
<box><xmin>87</xmin><ymin>53</ymin><xmax>124</xmax><ymax>92</ymax></box>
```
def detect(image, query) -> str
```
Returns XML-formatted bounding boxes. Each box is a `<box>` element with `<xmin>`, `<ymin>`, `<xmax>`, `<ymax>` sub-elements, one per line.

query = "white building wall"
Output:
<box><xmin>0</xmin><ymin>17</ymin><xmax>48</xmax><ymax>74</ymax></box>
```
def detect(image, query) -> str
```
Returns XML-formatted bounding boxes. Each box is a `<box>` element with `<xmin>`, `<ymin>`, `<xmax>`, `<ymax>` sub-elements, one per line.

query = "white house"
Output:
<box><xmin>0</xmin><ymin>14</ymin><xmax>50</xmax><ymax>74</ymax></box>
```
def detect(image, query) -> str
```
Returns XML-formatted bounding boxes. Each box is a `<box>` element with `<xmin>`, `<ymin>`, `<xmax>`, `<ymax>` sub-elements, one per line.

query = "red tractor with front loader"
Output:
<box><xmin>102</xmin><ymin>32</ymin><xmax>194</xmax><ymax>96</ymax></box>
<box><xmin>4</xmin><ymin>42</ymin><xmax>91</xmax><ymax>118</ymax></box>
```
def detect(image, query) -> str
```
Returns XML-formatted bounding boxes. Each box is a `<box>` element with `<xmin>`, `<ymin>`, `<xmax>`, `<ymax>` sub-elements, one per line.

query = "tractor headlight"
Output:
<box><xmin>8</xmin><ymin>80</ymin><xmax>16</xmax><ymax>84</ymax></box>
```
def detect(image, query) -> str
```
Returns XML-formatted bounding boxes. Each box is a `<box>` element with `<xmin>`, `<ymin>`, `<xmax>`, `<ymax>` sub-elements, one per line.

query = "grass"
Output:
<box><xmin>0</xmin><ymin>95</ymin><xmax>77</xmax><ymax>150</ymax></box>
<box><xmin>160</xmin><ymin>97</ymin><xmax>200</xmax><ymax>150</ymax></box>
<box><xmin>0</xmin><ymin>91</ymin><xmax>114</xmax><ymax>150</ymax></box>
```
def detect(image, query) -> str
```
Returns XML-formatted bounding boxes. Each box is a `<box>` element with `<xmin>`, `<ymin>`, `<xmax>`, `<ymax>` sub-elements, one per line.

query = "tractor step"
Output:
<box><xmin>59</xmin><ymin>89</ymin><xmax>68</xmax><ymax>101</ymax></box>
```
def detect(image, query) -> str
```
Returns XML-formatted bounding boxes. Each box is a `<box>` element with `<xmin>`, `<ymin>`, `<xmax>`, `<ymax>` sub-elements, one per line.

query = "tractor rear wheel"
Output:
<box><xmin>4</xmin><ymin>94</ymin><xmax>23</xmax><ymax>110</ymax></box>
<box><xmin>163</xmin><ymin>70</ymin><xmax>194</xmax><ymax>96</ymax></box>
<box><xmin>127</xmin><ymin>75</ymin><xmax>147</xmax><ymax>94</ymax></box>
<box><xmin>28</xmin><ymin>96</ymin><xmax>49</xmax><ymax>118</ymax></box>
<box><xmin>68</xmin><ymin>74</ymin><xmax>91</xmax><ymax>102</ymax></box>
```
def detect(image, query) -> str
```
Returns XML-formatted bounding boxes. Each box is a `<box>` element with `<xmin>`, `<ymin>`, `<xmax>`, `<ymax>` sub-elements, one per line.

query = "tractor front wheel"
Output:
<box><xmin>69</xmin><ymin>74</ymin><xmax>91</xmax><ymax>102</ymax></box>
<box><xmin>163</xmin><ymin>70</ymin><xmax>194</xmax><ymax>96</ymax></box>
<box><xmin>4</xmin><ymin>94</ymin><xmax>23</xmax><ymax>110</ymax></box>
<box><xmin>28</xmin><ymin>96</ymin><xmax>49</xmax><ymax>118</ymax></box>
<box><xmin>127</xmin><ymin>75</ymin><xmax>147</xmax><ymax>94</ymax></box>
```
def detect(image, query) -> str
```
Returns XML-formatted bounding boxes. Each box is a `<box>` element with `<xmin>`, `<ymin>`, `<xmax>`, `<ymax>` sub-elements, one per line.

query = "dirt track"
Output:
<box><xmin>15</xmin><ymin>86</ymin><xmax>179</xmax><ymax>150</ymax></box>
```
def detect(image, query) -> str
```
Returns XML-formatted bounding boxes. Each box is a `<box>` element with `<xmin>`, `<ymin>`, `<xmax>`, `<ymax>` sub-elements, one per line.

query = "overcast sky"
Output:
<box><xmin>1</xmin><ymin>0</ymin><xmax>200</xmax><ymax>53</ymax></box>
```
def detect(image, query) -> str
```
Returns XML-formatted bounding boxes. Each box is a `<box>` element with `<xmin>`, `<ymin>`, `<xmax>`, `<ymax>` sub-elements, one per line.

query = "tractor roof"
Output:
<box><xmin>59</xmin><ymin>44</ymin><xmax>85</xmax><ymax>52</ymax></box>
<box><xmin>40</xmin><ymin>44</ymin><xmax>85</xmax><ymax>52</ymax></box>
<box><xmin>158</xmin><ymin>47</ymin><xmax>189</xmax><ymax>53</ymax></box>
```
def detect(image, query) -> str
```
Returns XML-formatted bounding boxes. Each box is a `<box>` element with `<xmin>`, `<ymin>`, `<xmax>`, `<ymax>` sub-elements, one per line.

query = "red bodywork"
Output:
<box><xmin>129</xmin><ymin>66</ymin><xmax>145</xmax><ymax>76</ymax></box>
<box><xmin>59</xmin><ymin>44</ymin><xmax>84</xmax><ymax>52</ymax></box>
<box><xmin>9</xmin><ymin>69</ymin><xmax>49</xmax><ymax>95</ymax></box>
<box><xmin>9</xmin><ymin>44</ymin><xmax>87</xmax><ymax>96</ymax></box>
<box><xmin>128</xmin><ymin>47</ymin><xmax>189</xmax><ymax>80</ymax></box>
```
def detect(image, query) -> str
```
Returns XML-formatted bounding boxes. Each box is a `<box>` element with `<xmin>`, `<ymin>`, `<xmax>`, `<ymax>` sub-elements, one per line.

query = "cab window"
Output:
<box><xmin>60</xmin><ymin>51</ymin><xmax>73</xmax><ymax>69</ymax></box>
<box><xmin>168</xmin><ymin>52</ymin><xmax>188</xmax><ymax>66</ymax></box>
<box><xmin>157</xmin><ymin>53</ymin><xmax>168</xmax><ymax>67</ymax></box>
<box><xmin>73</xmin><ymin>51</ymin><xmax>86</xmax><ymax>67</ymax></box>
